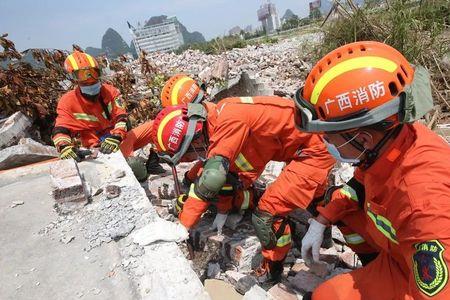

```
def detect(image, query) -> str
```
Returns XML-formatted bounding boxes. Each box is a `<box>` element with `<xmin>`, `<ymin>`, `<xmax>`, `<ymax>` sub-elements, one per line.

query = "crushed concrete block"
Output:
<box><xmin>227</xmin><ymin>236</ymin><xmax>262</xmax><ymax>272</ymax></box>
<box><xmin>225</xmin><ymin>270</ymin><xmax>246</xmax><ymax>284</ymax></box>
<box><xmin>0</xmin><ymin>112</ymin><xmax>32</xmax><ymax>150</ymax></box>
<box><xmin>309</xmin><ymin>261</ymin><xmax>331</xmax><ymax>278</ymax></box>
<box><xmin>243</xmin><ymin>284</ymin><xmax>267</xmax><ymax>300</ymax></box>
<box><xmin>290</xmin><ymin>262</ymin><xmax>309</xmax><ymax>273</ymax></box>
<box><xmin>339</xmin><ymin>248</ymin><xmax>360</xmax><ymax>269</ymax></box>
<box><xmin>207</xmin><ymin>262</ymin><xmax>221</xmax><ymax>279</ymax></box>
<box><xmin>191</xmin><ymin>224</ymin><xmax>219</xmax><ymax>250</ymax></box>
<box><xmin>0</xmin><ymin>138</ymin><xmax>58</xmax><ymax>170</ymax></box>
<box><xmin>236</xmin><ymin>275</ymin><xmax>258</xmax><ymax>295</ymax></box>
<box><xmin>288</xmin><ymin>270</ymin><xmax>324</xmax><ymax>293</ymax></box>
<box><xmin>105</xmin><ymin>185</ymin><xmax>121</xmax><ymax>199</ymax></box>
<box><xmin>268</xmin><ymin>283</ymin><xmax>301</xmax><ymax>300</ymax></box>
<box><xmin>50</xmin><ymin>159</ymin><xmax>87</xmax><ymax>212</ymax></box>
<box><xmin>211</xmin><ymin>56</ymin><xmax>229</xmax><ymax>80</ymax></box>
<box><xmin>332</xmin><ymin>226</ymin><xmax>346</xmax><ymax>244</ymax></box>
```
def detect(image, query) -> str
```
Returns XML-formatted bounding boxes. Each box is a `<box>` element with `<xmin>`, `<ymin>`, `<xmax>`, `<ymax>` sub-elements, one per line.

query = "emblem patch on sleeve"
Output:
<box><xmin>413</xmin><ymin>240</ymin><xmax>448</xmax><ymax>297</ymax></box>
<box><xmin>115</xmin><ymin>97</ymin><xmax>125</xmax><ymax>109</ymax></box>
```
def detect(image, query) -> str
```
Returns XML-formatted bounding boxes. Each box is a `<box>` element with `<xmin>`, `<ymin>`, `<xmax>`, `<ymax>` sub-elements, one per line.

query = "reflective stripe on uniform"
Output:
<box><xmin>114</xmin><ymin>121</ymin><xmax>127</xmax><ymax>130</ymax></box>
<box><xmin>344</xmin><ymin>233</ymin><xmax>365</xmax><ymax>245</ymax></box>
<box><xmin>277</xmin><ymin>234</ymin><xmax>292</xmax><ymax>247</ymax></box>
<box><xmin>221</xmin><ymin>185</ymin><xmax>233</xmax><ymax>191</ymax></box>
<box><xmin>171</xmin><ymin>77</ymin><xmax>192</xmax><ymax>105</ymax></box>
<box><xmin>73</xmin><ymin>113</ymin><xmax>99</xmax><ymax>122</ymax></box>
<box><xmin>310</xmin><ymin>56</ymin><xmax>398</xmax><ymax>104</ymax></box>
<box><xmin>240</xmin><ymin>190</ymin><xmax>250</xmax><ymax>210</ymax></box>
<box><xmin>67</xmin><ymin>54</ymin><xmax>79</xmax><ymax>71</ymax></box>
<box><xmin>53</xmin><ymin>136</ymin><xmax>72</xmax><ymax>145</ymax></box>
<box><xmin>367</xmin><ymin>206</ymin><xmax>399</xmax><ymax>244</ymax></box>
<box><xmin>340</xmin><ymin>184</ymin><xmax>358</xmax><ymax>202</ymax></box>
<box><xmin>235</xmin><ymin>153</ymin><xmax>254</xmax><ymax>172</ymax></box>
<box><xmin>188</xmin><ymin>184</ymin><xmax>203</xmax><ymax>201</ymax></box>
<box><xmin>239</xmin><ymin>97</ymin><xmax>254</xmax><ymax>104</ymax></box>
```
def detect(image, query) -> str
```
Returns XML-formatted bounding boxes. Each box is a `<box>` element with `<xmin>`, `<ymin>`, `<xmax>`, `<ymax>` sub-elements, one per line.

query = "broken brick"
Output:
<box><xmin>226</xmin><ymin>236</ymin><xmax>262</xmax><ymax>272</ymax></box>
<box><xmin>267</xmin><ymin>283</ymin><xmax>300</xmax><ymax>300</ymax></box>
<box><xmin>288</xmin><ymin>270</ymin><xmax>324</xmax><ymax>293</ymax></box>
<box><xmin>50</xmin><ymin>159</ymin><xmax>87</xmax><ymax>212</ymax></box>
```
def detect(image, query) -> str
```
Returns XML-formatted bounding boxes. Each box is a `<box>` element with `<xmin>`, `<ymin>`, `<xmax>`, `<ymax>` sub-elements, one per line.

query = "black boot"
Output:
<box><xmin>254</xmin><ymin>258</ymin><xmax>283</xmax><ymax>284</ymax></box>
<box><xmin>146</xmin><ymin>150</ymin><xmax>166</xmax><ymax>175</ymax></box>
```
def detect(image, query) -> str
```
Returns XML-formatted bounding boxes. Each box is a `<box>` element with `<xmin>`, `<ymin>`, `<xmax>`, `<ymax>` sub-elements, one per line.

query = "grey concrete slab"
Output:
<box><xmin>0</xmin><ymin>166</ymin><xmax>136</xmax><ymax>300</ymax></box>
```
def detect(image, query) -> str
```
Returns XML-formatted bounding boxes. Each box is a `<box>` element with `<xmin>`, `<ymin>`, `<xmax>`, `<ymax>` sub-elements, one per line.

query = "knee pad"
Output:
<box><xmin>252</xmin><ymin>208</ymin><xmax>277</xmax><ymax>250</ymax></box>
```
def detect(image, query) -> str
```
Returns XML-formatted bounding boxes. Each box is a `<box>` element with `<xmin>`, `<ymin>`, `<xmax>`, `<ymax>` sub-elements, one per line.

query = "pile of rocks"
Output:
<box><xmin>136</xmin><ymin>33</ymin><xmax>321</xmax><ymax>97</ymax></box>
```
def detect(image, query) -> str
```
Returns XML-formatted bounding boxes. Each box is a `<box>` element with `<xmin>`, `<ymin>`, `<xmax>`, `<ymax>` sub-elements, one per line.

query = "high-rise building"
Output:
<box><xmin>127</xmin><ymin>17</ymin><xmax>184</xmax><ymax>53</ymax></box>
<box><xmin>257</xmin><ymin>1</ymin><xmax>280</xmax><ymax>34</ymax></box>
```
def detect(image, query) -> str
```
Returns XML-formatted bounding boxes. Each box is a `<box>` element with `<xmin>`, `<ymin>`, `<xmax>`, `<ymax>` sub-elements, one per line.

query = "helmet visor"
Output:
<box><xmin>74</xmin><ymin>68</ymin><xmax>100</xmax><ymax>85</ymax></box>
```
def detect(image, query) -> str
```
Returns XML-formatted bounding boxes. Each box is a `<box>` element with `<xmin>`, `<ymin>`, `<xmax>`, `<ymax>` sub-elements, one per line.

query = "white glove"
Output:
<box><xmin>301</xmin><ymin>218</ymin><xmax>326</xmax><ymax>266</ymax></box>
<box><xmin>210</xmin><ymin>213</ymin><xmax>228</xmax><ymax>235</ymax></box>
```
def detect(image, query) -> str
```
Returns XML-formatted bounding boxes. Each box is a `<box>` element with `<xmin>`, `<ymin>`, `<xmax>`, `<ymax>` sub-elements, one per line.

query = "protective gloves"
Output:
<box><xmin>175</xmin><ymin>194</ymin><xmax>188</xmax><ymax>214</ymax></box>
<box><xmin>301</xmin><ymin>218</ymin><xmax>327</xmax><ymax>266</ymax></box>
<box><xmin>100</xmin><ymin>135</ymin><xmax>122</xmax><ymax>154</ymax></box>
<box><xmin>59</xmin><ymin>145</ymin><xmax>82</xmax><ymax>162</ymax></box>
<box><xmin>210</xmin><ymin>213</ymin><xmax>228</xmax><ymax>235</ymax></box>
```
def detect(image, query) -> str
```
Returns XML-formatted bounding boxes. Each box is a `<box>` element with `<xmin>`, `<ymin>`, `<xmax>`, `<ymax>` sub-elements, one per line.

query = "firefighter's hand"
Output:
<box><xmin>301</xmin><ymin>218</ymin><xmax>327</xmax><ymax>266</ymax></box>
<box><xmin>100</xmin><ymin>135</ymin><xmax>122</xmax><ymax>154</ymax></box>
<box><xmin>59</xmin><ymin>145</ymin><xmax>82</xmax><ymax>162</ymax></box>
<box><xmin>176</xmin><ymin>194</ymin><xmax>188</xmax><ymax>214</ymax></box>
<box><xmin>210</xmin><ymin>213</ymin><xmax>228</xmax><ymax>235</ymax></box>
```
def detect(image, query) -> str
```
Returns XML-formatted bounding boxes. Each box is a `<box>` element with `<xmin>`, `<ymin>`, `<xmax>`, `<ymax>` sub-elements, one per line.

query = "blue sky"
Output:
<box><xmin>0</xmin><ymin>0</ymin><xmax>310</xmax><ymax>51</ymax></box>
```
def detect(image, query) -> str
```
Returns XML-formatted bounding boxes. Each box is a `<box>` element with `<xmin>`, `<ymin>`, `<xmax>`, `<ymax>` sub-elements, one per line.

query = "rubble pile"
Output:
<box><xmin>142</xmin><ymin>33</ymin><xmax>320</xmax><ymax>97</ymax></box>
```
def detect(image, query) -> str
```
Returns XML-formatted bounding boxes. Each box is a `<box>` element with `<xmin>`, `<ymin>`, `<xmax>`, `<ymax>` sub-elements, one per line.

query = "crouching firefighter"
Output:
<box><xmin>52</xmin><ymin>50</ymin><xmax>164</xmax><ymax>176</ymax></box>
<box><xmin>152</xmin><ymin>96</ymin><xmax>335</xmax><ymax>283</ymax></box>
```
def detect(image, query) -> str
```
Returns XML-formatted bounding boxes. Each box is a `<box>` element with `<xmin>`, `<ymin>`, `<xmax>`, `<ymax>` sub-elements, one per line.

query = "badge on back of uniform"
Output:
<box><xmin>413</xmin><ymin>240</ymin><xmax>449</xmax><ymax>297</ymax></box>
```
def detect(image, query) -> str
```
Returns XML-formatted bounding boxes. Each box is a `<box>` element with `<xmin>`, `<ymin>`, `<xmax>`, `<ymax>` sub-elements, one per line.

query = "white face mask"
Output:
<box><xmin>80</xmin><ymin>82</ymin><xmax>101</xmax><ymax>95</ymax></box>
<box><xmin>324</xmin><ymin>133</ymin><xmax>366</xmax><ymax>164</ymax></box>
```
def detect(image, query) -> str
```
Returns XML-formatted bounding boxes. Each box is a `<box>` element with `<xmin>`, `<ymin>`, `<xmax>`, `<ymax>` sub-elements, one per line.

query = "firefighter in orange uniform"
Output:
<box><xmin>52</xmin><ymin>51</ymin><xmax>164</xmax><ymax>173</ymax></box>
<box><xmin>296</xmin><ymin>41</ymin><xmax>450</xmax><ymax>299</ymax></box>
<box><xmin>152</xmin><ymin>96</ymin><xmax>335</xmax><ymax>282</ymax></box>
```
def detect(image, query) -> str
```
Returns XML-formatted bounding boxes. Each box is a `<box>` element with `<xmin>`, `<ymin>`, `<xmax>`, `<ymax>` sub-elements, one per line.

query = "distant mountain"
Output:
<box><xmin>282</xmin><ymin>9</ymin><xmax>298</xmax><ymax>21</ymax></box>
<box><xmin>101</xmin><ymin>28</ymin><xmax>131</xmax><ymax>58</ymax></box>
<box><xmin>145</xmin><ymin>15</ymin><xmax>206</xmax><ymax>45</ymax></box>
<box><xmin>85</xmin><ymin>47</ymin><xmax>104</xmax><ymax>57</ymax></box>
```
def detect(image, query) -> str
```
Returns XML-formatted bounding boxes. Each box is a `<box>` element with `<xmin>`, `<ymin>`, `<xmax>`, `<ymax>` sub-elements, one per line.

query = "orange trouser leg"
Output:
<box><xmin>120</xmin><ymin>121</ymin><xmax>154</xmax><ymax>157</ymax></box>
<box><xmin>257</xmin><ymin>160</ymin><xmax>330</xmax><ymax>262</ymax></box>
<box><xmin>179</xmin><ymin>197</ymin><xmax>210</xmax><ymax>229</ymax></box>
<box><xmin>312</xmin><ymin>251</ymin><xmax>412</xmax><ymax>300</ymax></box>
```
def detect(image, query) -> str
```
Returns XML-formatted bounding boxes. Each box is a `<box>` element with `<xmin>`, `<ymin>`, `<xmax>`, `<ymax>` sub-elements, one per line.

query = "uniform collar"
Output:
<box><xmin>363</xmin><ymin>124</ymin><xmax>415</xmax><ymax>181</ymax></box>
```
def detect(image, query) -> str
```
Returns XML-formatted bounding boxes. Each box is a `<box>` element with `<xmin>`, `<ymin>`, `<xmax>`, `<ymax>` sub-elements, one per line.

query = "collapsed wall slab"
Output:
<box><xmin>77</xmin><ymin>152</ymin><xmax>210</xmax><ymax>300</ymax></box>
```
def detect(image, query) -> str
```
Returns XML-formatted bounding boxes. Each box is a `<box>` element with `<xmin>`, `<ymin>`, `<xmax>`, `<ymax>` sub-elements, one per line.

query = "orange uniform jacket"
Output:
<box><xmin>180</xmin><ymin>96</ymin><xmax>334</xmax><ymax>228</ymax></box>
<box><xmin>52</xmin><ymin>83</ymin><xmax>128</xmax><ymax>150</ymax></box>
<box><xmin>315</xmin><ymin>123</ymin><xmax>450</xmax><ymax>299</ymax></box>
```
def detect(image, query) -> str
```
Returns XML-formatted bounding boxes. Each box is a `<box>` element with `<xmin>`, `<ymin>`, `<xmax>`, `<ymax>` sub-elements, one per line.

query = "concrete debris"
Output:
<box><xmin>0</xmin><ymin>111</ymin><xmax>32</xmax><ymax>150</ymax></box>
<box><xmin>10</xmin><ymin>200</ymin><xmax>25</xmax><ymax>208</ymax></box>
<box><xmin>207</xmin><ymin>262</ymin><xmax>221</xmax><ymax>279</ymax></box>
<box><xmin>112</xmin><ymin>169</ymin><xmax>126</xmax><ymax>179</ymax></box>
<box><xmin>133</xmin><ymin>220</ymin><xmax>189</xmax><ymax>246</ymax></box>
<box><xmin>105</xmin><ymin>185</ymin><xmax>121</xmax><ymax>199</ymax></box>
<box><xmin>225</xmin><ymin>213</ymin><xmax>244</xmax><ymax>230</ymax></box>
<box><xmin>243</xmin><ymin>284</ymin><xmax>267</xmax><ymax>300</ymax></box>
<box><xmin>332</xmin><ymin>162</ymin><xmax>355</xmax><ymax>185</ymax></box>
<box><xmin>325</xmin><ymin>267</ymin><xmax>352</xmax><ymax>280</ymax></box>
<box><xmin>288</xmin><ymin>270</ymin><xmax>324</xmax><ymax>293</ymax></box>
<box><xmin>308</xmin><ymin>261</ymin><xmax>332</xmax><ymax>278</ymax></box>
<box><xmin>236</xmin><ymin>275</ymin><xmax>258</xmax><ymax>295</ymax></box>
<box><xmin>50</xmin><ymin>159</ymin><xmax>87</xmax><ymax>213</ymax></box>
<box><xmin>0</xmin><ymin>138</ymin><xmax>58</xmax><ymax>170</ymax></box>
<box><xmin>144</xmin><ymin>33</ymin><xmax>321</xmax><ymax>96</ymax></box>
<box><xmin>268</xmin><ymin>283</ymin><xmax>302</xmax><ymax>300</ymax></box>
<box><xmin>60</xmin><ymin>235</ymin><xmax>75</xmax><ymax>244</ymax></box>
<box><xmin>225</xmin><ymin>270</ymin><xmax>246</xmax><ymax>284</ymax></box>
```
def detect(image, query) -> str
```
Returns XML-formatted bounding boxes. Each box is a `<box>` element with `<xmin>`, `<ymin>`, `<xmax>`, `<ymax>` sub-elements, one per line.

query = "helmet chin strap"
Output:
<box><xmin>342</xmin><ymin>125</ymin><xmax>403</xmax><ymax>169</ymax></box>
